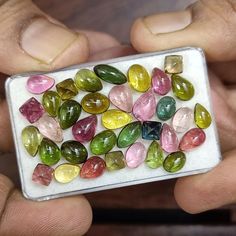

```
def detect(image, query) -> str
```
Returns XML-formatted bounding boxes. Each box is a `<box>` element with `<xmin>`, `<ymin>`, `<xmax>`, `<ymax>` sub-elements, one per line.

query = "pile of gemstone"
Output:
<box><xmin>19</xmin><ymin>55</ymin><xmax>212</xmax><ymax>186</ymax></box>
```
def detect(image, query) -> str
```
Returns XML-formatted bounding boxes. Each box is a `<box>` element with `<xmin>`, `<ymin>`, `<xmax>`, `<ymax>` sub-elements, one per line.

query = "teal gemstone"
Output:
<box><xmin>156</xmin><ymin>96</ymin><xmax>176</xmax><ymax>121</ymax></box>
<box><xmin>142</xmin><ymin>121</ymin><xmax>162</xmax><ymax>140</ymax></box>
<box><xmin>163</xmin><ymin>151</ymin><xmax>186</xmax><ymax>173</ymax></box>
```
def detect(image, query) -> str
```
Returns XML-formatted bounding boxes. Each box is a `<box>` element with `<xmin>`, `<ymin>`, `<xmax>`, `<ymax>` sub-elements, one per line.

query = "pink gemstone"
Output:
<box><xmin>72</xmin><ymin>115</ymin><xmax>97</xmax><ymax>143</ymax></box>
<box><xmin>179</xmin><ymin>128</ymin><xmax>206</xmax><ymax>151</ymax></box>
<box><xmin>160</xmin><ymin>123</ymin><xmax>179</xmax><ymax>153</ymax></box>
<box><xmin>19</xmin><ymin>97</ymin><xmax>44</xmax><ymax>123</ymax></box>
<box><xmin>27</xmin><ymin>75</ymin><xmax>55</xmax><ymax>94</ymax></box>
<box><xmin>109</xmin><ymin>85</ymin><xmax>133</xmax><ymax>112</ymax></box>
<box><xmin>132</xmin><ymin>90</ymin><xmax>156</xmax><ymax>121</ymax></box>
<box><xmin>36</xmin><ymin>114</ymin><xmax>63</xmax><ymax>142</ymax></box>
<box><xmin>125</xmin><ymin>142</ymin><xmax>146</xmax><ymax>168</ymax></box>
<box><xmin>152</xmin><ymin>68</ymin><xmax>171</xmax><ymax>95</ymax></box>
<box><xmin>32</xmin><ymin>163</ymin><xmax>54</xmax><ymax>186</ymax></box>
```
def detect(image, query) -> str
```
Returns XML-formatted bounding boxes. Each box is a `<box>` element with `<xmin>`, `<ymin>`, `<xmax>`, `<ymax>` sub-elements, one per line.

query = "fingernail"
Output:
<box><xmin>143</xmin><ymin>10</ymin><xmax>191</xmax><ymax>35</ymax></box>
<box><xmin>20</xmin><ymin>17</ymin><xmax>78</xmax><ymax>64</ymax></box>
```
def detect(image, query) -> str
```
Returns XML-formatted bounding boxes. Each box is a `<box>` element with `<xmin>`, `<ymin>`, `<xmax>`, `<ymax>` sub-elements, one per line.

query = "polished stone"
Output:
<box><xmin>163</xmin><ymin>151</ymin><xmax>186</xmax><ymax>173</ymax></box>
<box><xmin>56</xmin><ymin>78</ymin><xmax>78</xmax><ymax>100</ymax></box>
<box><xmin>164</xmin><ymin>55</ymin><xmax>183</xmax><ymax>74</ymax></box>
<box><xmin>156</xmin><ymin>96</ymin><xmax>176</xmax><ymax>121</ymax></box>
<box><xmin>142</xmin><ymin>121</ymin><xmax>162</xmax><ymax>140</ymax></box>
<box><xmin>105</xmin><ymin>151</ymin><xmax>125</xmax><ymax>171</ymax></box>
<box><xmin>42</xmin><ymin>91</ymin><xmax>61</xmax><ymax>117</ymax></box>
<box><xmin>32</xmin><ymin>163</ymin><xmax>54</xmax><ymax>186</ymax></box>
<box><xmin>194</xmin><ymin>103</ymin><xmax>212</xmax><ymax>129</ymax></box>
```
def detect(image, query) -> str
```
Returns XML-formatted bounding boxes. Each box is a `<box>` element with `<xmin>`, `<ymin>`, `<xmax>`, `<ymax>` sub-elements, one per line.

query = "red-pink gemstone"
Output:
<box><xmin>160</xmin><ymin>123</ymin><xmax>179</xmax><ymax>153</ymax></box>
<box><xmin>179</xmin><ymin>128</ymin><xmax>206</xmax><ymax>151</ymax></box>
<box><xmin>152</xmin><ymin>68</ymin><xmax>171</xmax><ymax>95</ymax></box>
<box><xmin>19</xmin><ymin>97</ymin><xmax>44</xmax><ymax>123</ymax></box>
<box><xmin>72</xmin><ymin>115</ymin><xmax>97</xmax><ymax>143</ymax></box>
<box><xmin>32</xmin><ymin>163</ymin><xmax>54</xmax><ymax>186</ymax></box>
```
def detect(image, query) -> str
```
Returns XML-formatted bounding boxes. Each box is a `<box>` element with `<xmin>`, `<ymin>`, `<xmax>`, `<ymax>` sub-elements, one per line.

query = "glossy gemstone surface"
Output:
<box><xmin>163</xmin><ymin>151</ymin><xmax>186</xmax><ymax>173</ymax></box>
<box><xmin>164</xmin><ymin>55</ymin><xmax>183</xmax><ymax>74</ymax></box>
<box><xmin>156</xmin><ymin>96</ymin><xmax>176</xmax><ymax>121</ymax></box>
<box><xmin>56</xmin><ymin>78</ymin><xmax>78</xmax><ymax>100</ymax></box>
<box><xmin>32</xmin><ymin>163</ymin><xmax>54</xmax><ymax>186</ymax></box>
<box><xmin>152</xmin><ymin>68</ymin><xmax>171</xmax><ymax>95</ymax></box>
<box><xmin>105</xmin><ymin>151</ymin><xmax>125</xmax><ymax>171</ymax></box>
<box><xmin>142</xmin><ymin>121</ymin><xmax>162</xmax><ymax>140</ymax></box>
<box><xmin>42</xmin><ymin>91</ymin><xmax>61</xmax><ymax>117</ymax></box>
<box><xmin>194</xmin><ymin>103</ymin><xmax>212</xmax><ymax>129</ymax></box>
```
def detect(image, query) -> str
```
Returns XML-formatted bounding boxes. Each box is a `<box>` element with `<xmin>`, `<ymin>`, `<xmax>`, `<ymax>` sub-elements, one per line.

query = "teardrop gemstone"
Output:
<box><xmin>132</xmin><ymin>90</ymin><xmax>156</xmax><ymax>121</ymax></box>
<box><xmin>105</xmin><ymin>151</ymin><xmax>126</xmax><ymax>171</ymax></box>
<box><xmin>108</xmin><ymin>85</ymin><xmax>133</xmax><ymax>112</ymax></box>
<box><xmin>156</xmin><ymin>96</ymin><xmax>176</xmax><ymax>121</ymax></box>
<box><xmin>32</xmin><ymin>163</ymin><xmax>54</xmax><ymax>186</ymax></box>
<box><xmin>128</xmin><ymin>64</ymin><xmax>151</xmax><ymax>92</ymax></box>
<box><xmin>160</xmin><ymin>123</ymin><xmax>179</xmax><ymax>153</ymax></box>
<box><xmin>163</xmin><ymin>151</ymin><xmax>186</xmax><ymax>173</ymax></box>
<box><xmin>42</xmin><ymin>91</ymin><xmax>61</xmax><ymax>117</ymax></box>
<box><xmin>54</xmin><ymin>164</ymin><xmax>80</xmax><ymax>183</ymax></box>
<box><xmin>171</xmin><ymin>75</ymin><xmax>194</xmax><ymax>101</ymax></box>
<box><xmin>194</xmin><ymin>103</ymin><xmax>212</xmax><ymax>129</ymax></box>
<box><xmin>56</xmin><ymin>78</ymin><xmax>78</xmax><ymax>100</ymax></box>
<box><xmin>102</xmin><ymin>109</ymin><xmax>132</xmax><ymax>129</ymax></box>
<box><xmin>152</xmin><ymin>68</ymin><xmax>171</xmax><ymax>95</ymax></box>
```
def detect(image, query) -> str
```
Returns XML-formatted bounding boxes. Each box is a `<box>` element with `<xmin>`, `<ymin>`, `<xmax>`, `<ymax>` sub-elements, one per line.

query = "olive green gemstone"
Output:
<box><xmin>74</xmin><ymin>69</ymin><xmax>103</xmax><ymax>92</ymax></box>
<box><xmin>105</xmin><ymin>151</ymin><xmax>125</xmax><ymax>171</ymax></box>
<box><xmin>156</xmin><ymin>96</ymin><xmax>176</xmax><ymax>121</ymax></box>
<box><xmin>145</xmin><ymin>141</ymin><xmax>164</xmax><ymax>169</ymax></box>
<box><xmin>21</xmin><ymin>126</ymin><xmax>42</xmax><ymax>156</ymax></box>
<box><xmin>39</xmin><ymin>138</ymin><xmax>61</xmax><ymax>166</ymax></box>
<box><xmin>42</xmin><ymin>91</ymin><xmax>61</xmax><ymax>117</ymax></box>
<box><xmin>90</xmin><ymin>130</ymin><xmax>117</xmax><ymax>155</ymax></box>
<box><xmin>163</xmin><ymin>151</ymin><xmax>186</xmax><ymax>173</ymax></box>
<box><xmin>117</xmin><ymin>121</ymin><xmax>142</xmax><ymax>148</ymax></box>
<box><xmin>171</xmin><ymin>75</ymin><xmax>194</xmax><ymax>101</ymax></box>
<box><xmin>194</xmin><ymin>103</ymin><xmax>212</xmax><ymax>129</ymax></box>
<box><xmin>61</xmin><ymin>140</ymin><xmax>88</xmax><ymax>164</ymax></box>
<box><xmin>56</xmin><ymin>78</ymin><xmax>78</xmax><ymax>100</ymax></box>
<box><xmin>94</xmin><ymin>64</ymin><xmax>127</xmax><ymax>84</ymax></box>
<box><xmin>58</xmin><ymin>100</ymin><xmax>81</xmax><ymax>129</ymax></box>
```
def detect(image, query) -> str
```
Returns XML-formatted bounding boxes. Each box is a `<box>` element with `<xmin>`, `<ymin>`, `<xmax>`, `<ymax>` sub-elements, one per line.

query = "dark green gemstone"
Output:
<box><xmin>163</xmin><ymin>151</ymin><xmax>186</xmax><ymax>173</ymax></box>
<box><xmin>156</xmin><ymin>96</ymin><xmax>176</xmax><ymax>121</ymax></box>
<box><xmin>42</xmin><ymin>91</ymin><xmax>61</xmax><ymax>117</ymax></box>
<box><xmin>145</xmin><ymin>141</ymin><xmax>163</xmax><ymax>169</ymax></box>
<box><xmin>105</xmin><ymin>151</ymin><xmax>125</xmax><ymax>171</ymax></box>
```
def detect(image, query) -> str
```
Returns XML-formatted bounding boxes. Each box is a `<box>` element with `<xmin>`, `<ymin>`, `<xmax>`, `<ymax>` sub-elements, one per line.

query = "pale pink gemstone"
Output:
<box><xmin>172</xmin><ymin>107</ymin><xmax>193</xmax><ymax>133</ymax></box>
<box><xmin>160</xmin><ymin>123</ymin><xmax>179</xmax><ymax>153</ymax></box>
<box><xmin>109</xmin><ymin>85</ymin><xmax>133</xmax><ymax>112</ymax></box>
<box><xmin>125</xmin><ymin>142</ymin><xmax>146</xmax><ymax>168</ymax></box>
<box><xmin>27</xmin><ymin>75</ymin><xmax>55</xmax><ymax>94</ymax></box>
<box><xmin>132</xmin><ymin>90</ymin><xmax>156</xmax><ymax>121</ymax></box>
<box><xmin>36</xmin><ymin>114</ymin><xmax>63</xmax><ymax>142</ymax></box>
<box><xmin>152</xmin><ymin>68</ymin><xmax>171</xmax><ymax>95</ymax></box>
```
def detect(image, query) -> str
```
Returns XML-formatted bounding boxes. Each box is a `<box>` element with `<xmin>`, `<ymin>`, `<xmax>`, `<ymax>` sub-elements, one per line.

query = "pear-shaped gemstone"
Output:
<box><xmin>156</xmin><ymin>96</ymin><xmax>176</xmax><ymax>121</ymax></box>
<box><xmin>42</xmin><ymin>91</ymin><xmax>61</xmax><ymax>117</ymax></box>
<box><xmin>163</xmin><ymin>151</ymin><xmax>186</xmax><ymax>173</ymax></box>
<box><xmin>152</xmin><ymin>68</ymin><xmax>171</xmax><ymax>95</ymax></box>
<box><xmin>194</xmin><ymin>103</ymin><xmax>212</xmax><ymax>129</ymax></box>
<box><xmin>105</xmin><ymin>151</ymin><xmax>126</xmax><ymax>171</ymax></box>
<box><xmin>56</xmin><ymin>78</ymin><xmax>78</xmax><ymax>100</ymax></box>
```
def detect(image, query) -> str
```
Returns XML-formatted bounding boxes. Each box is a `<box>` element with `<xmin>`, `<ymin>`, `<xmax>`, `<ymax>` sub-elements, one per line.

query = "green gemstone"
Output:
<box><xmin>171</xmin><ymin>75</ymin><xmax>194</xmax><ymax>101</ymax></box>
<box><xmin>90</xmin><ymin>130</ymin><xmax>117</xmax><ymax>155</ymax></box>
<box><xmin>74</xmin><ymin>68</ymin><xmax>103</xmax><ymax>92</ymax></box>
<box><xmin>56</xmin><ymin>78</ymin><xmax>78</xmax><ymax>100</ymax></box>
<box><xmin>163</xmin><ymin>151</ymin><xmax>186</xmax><ymax>173</ymax></box>
<box><xmin>194</xmin><ymin>103</ymin><xmax>212</xmax><ymax>129</ymax></box>
<box><xmin>156</xmin><ymin>96</ymin><xmax>176</xmax><ymax>121</ymax></box>
<box><xmin>145</xmin><ymin>141</ymin><xmax>164</xmax><ymax>169</ymax></box>
<box><xmin>117</xmin><ymin>121</ymin><xmax>142</xmax><ymax>148</ymax></box>
<box><xmin>42</xmin><ymin>91</ymin><xmax>61</xmax><ymax>117</ymax></box>
<box><xmin>58</xmin><ymin>100</ymin><xmax>81</xmax><ymax>129</ymax></box>
<box><xmin>105</xmin><ymin>151</ymin><xmax>125</xmax><ymax>171</ymax></box>
<box><xmin>21</xmin><ymin>126</ymin><xmax>42</xmax><ymax>156</ymax></box>
<box><xmin>39</xmin><ymin>138</ymin><xmax>61</xmax><ymax>166</ymax></box>
<box><xmin>61</xmin><ymin>140</ymin><xmax>88</xmax><ymax>164</ymax></box>
<box><xmin>94</xmin><ymin>64</ymin><xmax>127</xmax><ymax>84</ymax></box>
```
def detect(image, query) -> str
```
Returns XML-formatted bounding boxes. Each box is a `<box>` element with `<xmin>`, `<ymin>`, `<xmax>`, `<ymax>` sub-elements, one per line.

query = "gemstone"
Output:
<box><xmin>132</xmin><ymin>90</ymin><xmax>156</xmax><ymax>121</ymax></box>
<box><xmin>125</xmin><ymin>142</ymin><xmax>146</xmax><ymax>168</ymax></box>
<box><xmin>54</xmin><ymin>164</ymin><xmax>80</xmax><ymax>184</ymax></box>
<box><xmin>56</xmin><ymin>78</ymin><xmax>78</xmax><ymax>100</ymax></box>
<box><xmin>27</xmin><ymin>75</ymin><xmax>55</xmax><ymax>94</ymax></box>
<box><xmin>145</xmin><ymin>141</ymin><xmax>164</xmax><ymax>169</ymax></box>
<box><xmin>72</xmin><ymin>115</ymin><xmax>97</xmax><ymax>143</ymax></box>
<box><xmin>61</xmin><ymin>140</ymin><xmax>88</xmax><ymax>164</ymax></box>
<box><xmin>32</xmin><ymin>163</ymin><xmax>54</xmax><ymax>186</ymax></box>
<box><xmin>105</xmin><ymin>151</ymin><xmax>125</xmax><ymax>171</ymax></box>
<box><xmin>142</xmin><ymin>121</ymin><xmax>162</xmax><ymax>140</ymax></box>
<box><xmin>160</xmin><ymin>123</ymin><xmax>179</xmax><ymax>153</ymax></box>
<box><xmin>80</xmin><ymin>156</ymin><xmax>106</xmax><ymax>178</ymax></box>
<box><xmin>194</xmin><ymin>103</ymin><xmax>212</xmax><ymax>129</ymax></box>
<box><xmin>163</xmin><ymin>151</ymin><xmax>186</xmax><ymax>173</ymax></box>
<box><xmin>156</xmin><ymin>96</ymin><xmax>176</xmax><ymax>121</ymax></box>
<box><xmin>39</xmin><ymin>138</ymin><xmax>61</xmax><ymax>166</ymax></box>
<box><xmin>90</xmin><ymin>130</ymin><xmax>117</xmax><ymax>155</ymax></box>
<box><xmin>81</xmin><ymin>92</ymin><xmax>110</xmax><ymax>114</ymax></box>
<box><xmin>94</xmin><ymin>64</ymin><xmax>127</xmax><ymax>84</ymax></box>
<box><xmin>172</xmin><ymin>107</ymin><xmax>194</xmax><ymax>133</ymax></box>
<box><xmin>117</xmin><ymin>121</ymin><xmax>142</xmax><ymax>148</ymax></box>
<box><xmin>164</xmin><ymin>55</ymin><xmax>183</xmax><ymax>74</ymax></box>
<box><xmin>58</xmin><ymin>100</ymin><xmax>81</xmax><ymax>129</ymax></box>
<box><xmin>128</xmin><ymin>64</ymin><xmax>151</xmax><ymax>92</ymax></box>
<box><xmin>152</xmin><ymin>68</ymin><xmax>171</xmax><ymax>95</ymax></box>
<box><xmin>42</xmin><ymin>91</ymin><xmax>61</xmax><ymax>117</ymax></box>
<box><xmin>171</xmin><ymin>75</ymin><xmax>194</xmax><ymax>101</ymax></box>
<box><xmin>102</xmin><ymin>109</ymin><xmax>132</xmax><ymax>129</ymax></box>
<box><xmin>21</xmin><ymin>126</ymin><xmax>42</xmax><ymax>156</ymax></box>
<box><xmin>108</xmin><ymin>85</ymin><xmax>133</xmax><ymax>112</ymax></box>
<box><xmin>36</xmin><ymin>114</ymin><xmax>63</xmax><ymax>142</ymax></box>
<box><xmin>74</xmin><ymin>68</ymin><xmax>103</xmax><ymax>92</ymax></box>
<box><xmin>19</xmin><ymin>97</ymin><xmax>44</xmax><ymax>123</ymax></box>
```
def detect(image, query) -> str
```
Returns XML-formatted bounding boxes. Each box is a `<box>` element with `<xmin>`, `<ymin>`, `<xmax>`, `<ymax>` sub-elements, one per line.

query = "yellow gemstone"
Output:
<box><xmin>194</xmin><ymin>103</ymin><xmax>212</xmax><ymax>129</ymax></box>
<box><xmin>54</xmin><ymin>163</ymin><xmax>80</xmax><ymax>184</ymax></box>
<box><xmin>102</xmin><ymin>109</ymin><xmax>133</xmax><ymax>129</ymax></box>
<box><xmin>128</xmin><ymin>64</ymin><xmax>151</xmax><ymax>92</ymax></box>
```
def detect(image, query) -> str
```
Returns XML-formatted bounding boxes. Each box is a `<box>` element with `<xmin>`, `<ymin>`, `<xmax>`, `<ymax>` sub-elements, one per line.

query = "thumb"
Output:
<box><xmin>131</xmin><ymin>0</ymin><xmax>236</xmax><ymax>61</ymax></box>
<box><xmin>0</xmin><ymin>0</ymin><xmax>89</xmax><ymax>74</ymax></box>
